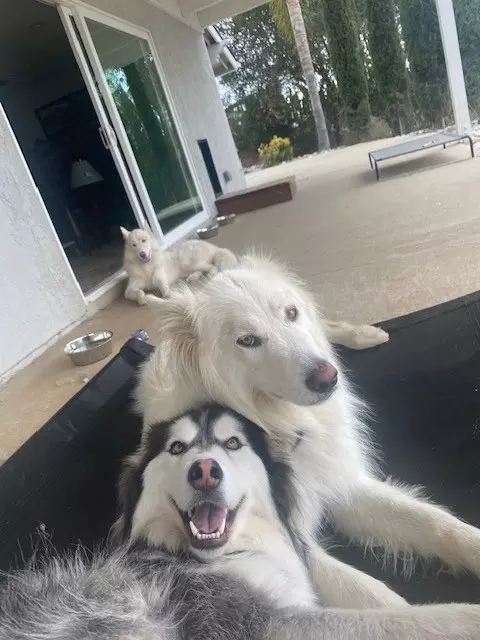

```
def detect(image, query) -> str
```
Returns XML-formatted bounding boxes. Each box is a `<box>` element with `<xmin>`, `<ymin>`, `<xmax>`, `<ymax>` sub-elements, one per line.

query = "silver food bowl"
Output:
<box><xmin>217</xmin><ymin>213</ymin><xmax>236</xmax><ymax>226</ymax></box>
<box><xmin>197</xmin><ymin>223</ymin><xmax>219</xmax><ymax>239</ymax></box>
<box><xmin>64</xmin><ymin>330</ymin><xmax>113</xmax><ymax>366</ymax></box>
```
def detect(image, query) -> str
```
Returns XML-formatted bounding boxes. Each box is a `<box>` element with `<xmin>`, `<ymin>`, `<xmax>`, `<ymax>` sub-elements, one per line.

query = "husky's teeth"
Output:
<box><xmin>190</xmin><ymin>515</ymin><xmax>227</xmax><ymax>542</ymax></box>
<box><xmin>193</xmin><ymin>531</ymin><xmax>222</xmax><ymax>541</ymax></box>
<box><xmin>218</xmin><ymin>518</ymin><xmax>226</xmax><ymax>535</ymax></box>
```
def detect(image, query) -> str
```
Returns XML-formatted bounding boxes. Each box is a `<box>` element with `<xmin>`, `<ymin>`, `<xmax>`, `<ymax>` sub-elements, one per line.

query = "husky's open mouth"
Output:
<box><xmin>172</xmin><ymin>497</ymin><xmax>244</xmax><ymax>550</ymax></box>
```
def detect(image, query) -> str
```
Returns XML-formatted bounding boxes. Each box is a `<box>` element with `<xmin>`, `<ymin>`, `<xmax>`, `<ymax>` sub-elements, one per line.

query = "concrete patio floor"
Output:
<box><xmin>2</xmin><ymin>136</ymin><xmax>480</xmax><ymax>459</ymax></box>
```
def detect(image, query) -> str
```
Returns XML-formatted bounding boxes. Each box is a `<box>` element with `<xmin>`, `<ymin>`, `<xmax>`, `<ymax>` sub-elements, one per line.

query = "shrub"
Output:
<box><xmin>258</xmin><ymin>135</ymin><xmax>293</xmax><ymax>167</ymax></box>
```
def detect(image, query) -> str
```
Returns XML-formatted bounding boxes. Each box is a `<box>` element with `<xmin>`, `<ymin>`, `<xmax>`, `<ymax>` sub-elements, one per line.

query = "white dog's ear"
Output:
<box><xmin>145</xmin><ymin>290</ymin><xmax>199</xmax><ymax>370</ymax></box>
<box><xmin>146</xmin><ymin>291</ymin><xmax>197</xmax><ymax>329</ymax></box>
<box><xmin>120</xmin><ymin>226</ymin><xmax>130</xmax><ymax>240</ymax></box>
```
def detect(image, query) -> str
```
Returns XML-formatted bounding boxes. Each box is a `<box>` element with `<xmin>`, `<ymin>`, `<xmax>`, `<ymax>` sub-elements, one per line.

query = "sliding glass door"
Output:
<box><xmin>59</xmin><ymin>5</ymin><xmax>207</xmax><ymax>246</ymax></box>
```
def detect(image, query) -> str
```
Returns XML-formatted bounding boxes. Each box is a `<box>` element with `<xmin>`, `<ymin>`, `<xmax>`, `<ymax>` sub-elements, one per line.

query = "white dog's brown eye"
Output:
<box><xmin>286</xmin><ymin>305</ymin><xmax>298</xmax><ymax>321</ymax></box>
<box><xmin>142</xmin><ymin>238</ymin><xmax>146</xmax><ymax>243</ymax></box>
<box><xmin>132</xmin><ymin>243</ymin><xmax>137</xmax><ymax>248</ymax></box>
<box><xmin>169</xmin><ymin>441</ymin><xmax>186</xmax><ymax>455</ymax></box>
<box><xmin>237</xmin><ymin>335</ymin><xmax>262</xmax><ymax>348</ymax></box>
<box><xmin>225</xmin><ymin>436</ymin><xmax>242</xmax><ymax>450</ymax></box>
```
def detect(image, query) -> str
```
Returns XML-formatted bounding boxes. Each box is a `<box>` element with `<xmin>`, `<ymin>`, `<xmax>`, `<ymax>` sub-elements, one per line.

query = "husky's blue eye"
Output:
<box><xmin>237</xmin><ymin>335</ymin><xmax>262</xmax><ymax>348</ymax></box>
<box><xmin>225</xmin><ymin>436</ymin><xmax>242</xmax><ymax>450</ymax></box>
<box><xmin>169</xmin><ymin>441</ymin><xmax>186</xmax><ymax>455</ymax></box>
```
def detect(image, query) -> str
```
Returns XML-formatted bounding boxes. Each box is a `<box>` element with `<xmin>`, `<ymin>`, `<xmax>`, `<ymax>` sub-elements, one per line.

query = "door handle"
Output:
<box><xmin>105</xmin><ymin>125</ymin><xmax>118</xmax><ymax>148</ymax></box>
<box><xmin>98</xmin><ymin>126</ymin><xmax>109</xmax><ymax>150</ymax></box>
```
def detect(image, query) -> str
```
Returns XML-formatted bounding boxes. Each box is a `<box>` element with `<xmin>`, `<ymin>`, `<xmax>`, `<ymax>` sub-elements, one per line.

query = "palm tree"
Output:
<box><xmin>270</xmin><ymin>0</ymin><xmax>330</xmax><ymax>151</ymax></box>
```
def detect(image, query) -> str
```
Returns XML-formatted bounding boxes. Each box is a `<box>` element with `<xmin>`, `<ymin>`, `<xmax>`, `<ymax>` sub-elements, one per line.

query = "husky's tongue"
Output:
<box><xmin>191</xmin><ymin>504</ymin><xmax>227</xmax><ymax>534</ymax></box>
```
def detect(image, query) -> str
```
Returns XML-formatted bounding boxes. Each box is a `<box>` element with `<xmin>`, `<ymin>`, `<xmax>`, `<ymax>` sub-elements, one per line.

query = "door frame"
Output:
<box><xmin>58</xmin><ymin>6</ymin><xmax>149</xmax><ymax>235</ymax></box>
<box><xmin>60</xmin><ymin>0</ymin><xmax>210</xmax><ymax>248</ymax></box>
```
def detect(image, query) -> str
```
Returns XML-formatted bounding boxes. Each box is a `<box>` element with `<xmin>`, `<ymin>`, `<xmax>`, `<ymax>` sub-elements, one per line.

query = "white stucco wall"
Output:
<box><xmin>0</xmin><ymin>105</ymin><xmax>86</xmax><ymax>381</ymax></box>
<box><xmin>0</xmin><ymin>1</ymin><xmax>244</xmax><ymax>380</ymax></box>
<box><xmin>83</xmin><ymin>0</ymin><xmax>246</xmax><ymax>213</ymax></box>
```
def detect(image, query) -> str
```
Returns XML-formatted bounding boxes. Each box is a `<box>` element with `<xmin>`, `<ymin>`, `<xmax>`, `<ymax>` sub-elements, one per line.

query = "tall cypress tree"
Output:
<box><xmin>397</xmin><ymin>0</ymin><xmax>449</xmax><ymax>127</ymax></box>
<box><xmin>323</xmin><ymin>0</ymin><xmax>370</xmax><ymax>135</ymax></box>
<box><xmin>366</xmin><ymin>0</ymin><xmax>409</xmax><ymax>134</ymax></box>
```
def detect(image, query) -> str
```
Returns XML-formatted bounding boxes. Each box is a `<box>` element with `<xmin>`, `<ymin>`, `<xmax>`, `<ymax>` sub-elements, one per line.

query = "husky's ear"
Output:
<box><xmin>120</xmin><ymin>226</ymin><xmax>130</xmax><ymax>241</ymax></box>
<box><xmin>110</xmin><ymin>451</ymin><xmax>143</xmax><ymax>544</ymax></box>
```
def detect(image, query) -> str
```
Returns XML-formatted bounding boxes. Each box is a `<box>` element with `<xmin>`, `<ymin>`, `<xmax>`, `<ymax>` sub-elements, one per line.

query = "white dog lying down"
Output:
<box><xmin>122</xmin><ymin>226</ymin><xmax>389</xmax><ymax>350</ymax></box>
<box><xmin>120</xmin><ymin>226</ymin><xmax>237</xmax><ymax>305</ymax></box>
<box><xmin>138</xmin><ymin>255</ymin><xmax>480</xmax><ymax>613</ymax></box>
<box><xmin>3</xmin><ymin>406</ymin><xmax>480</xmax><ymax>640</ymax></box>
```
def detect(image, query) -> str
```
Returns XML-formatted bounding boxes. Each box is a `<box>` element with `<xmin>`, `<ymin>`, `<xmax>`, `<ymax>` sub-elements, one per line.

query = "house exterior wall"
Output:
<box><xmin>0</xmin><ymin>0</ymin><xmax>244</xmax><ymax>381</ymax></box>
<box><xmin>0</xmin><ymin>105</ymin><xmax>86</xmax><ymax>381</ymax></box>
<box><xmin>83</xmin><ymin>0</ymin><xmax>246</xmax><ymax>212</ymax></box>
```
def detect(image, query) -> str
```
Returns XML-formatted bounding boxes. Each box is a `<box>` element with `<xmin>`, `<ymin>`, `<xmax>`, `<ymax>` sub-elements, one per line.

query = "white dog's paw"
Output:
<box><xmin>136</xmin><ymin>291</ymin><xmax>147</xmax><ymax>306</ymax></box>
<box><xmin>144</xmin><ymin>293</ymin><xmax>164</xmax><ymax>307</ymax></box>
<box><xmin>186</xmin><ymin>271</ymin><xmax>203</xmax><ymax>285</ymax></box>
<box><xmin>350</xmin><ymin>325</ymin><xmax>389</xmax><ymax>350</ymax></box>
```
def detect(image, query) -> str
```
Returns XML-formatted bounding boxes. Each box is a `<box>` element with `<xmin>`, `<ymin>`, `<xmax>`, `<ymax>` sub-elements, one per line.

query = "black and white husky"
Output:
<box><xmin>2</xmin><ymin>406</ymin><xmax>480</xmax><ymax>640</ymax></box>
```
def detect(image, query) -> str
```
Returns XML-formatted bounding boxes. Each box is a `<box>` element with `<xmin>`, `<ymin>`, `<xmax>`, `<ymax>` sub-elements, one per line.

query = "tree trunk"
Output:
<box><xmin>285</xmin><ymin>0</ymin><xmax>331</xmax><ymax>151</ymax></box>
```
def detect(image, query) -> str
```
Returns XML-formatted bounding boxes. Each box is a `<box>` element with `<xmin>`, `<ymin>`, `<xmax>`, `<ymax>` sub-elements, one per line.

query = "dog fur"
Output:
<box><xmin>3</xmin><ymin>406</ymin><xmax>480</xmax><ymax>640</ymax></box>
<box><xmin>120</xmin><ymin>226</ymin><xmax>237</xmax><ymax>305</ymax></box>
<box><xmin>137</xmin><ymin>254</ymin><xmax>480</xmax><ymax>612</ymax></box>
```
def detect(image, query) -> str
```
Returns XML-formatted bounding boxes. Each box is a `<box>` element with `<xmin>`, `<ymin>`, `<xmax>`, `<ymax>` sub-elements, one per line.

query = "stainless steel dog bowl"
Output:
<box><xmin>64</xmin><ymin>331</ymin><xmax>113</xmax><ymax>366</ymax></box>
<box><xmin>217</xmin><ymin>214</ymin><xmax>236</xmax><ymax>226</ymax></box>
<box><xmin>197</xmin><ymin>223</ymin><xmax>219</xmax><ymax>239</ymax></box>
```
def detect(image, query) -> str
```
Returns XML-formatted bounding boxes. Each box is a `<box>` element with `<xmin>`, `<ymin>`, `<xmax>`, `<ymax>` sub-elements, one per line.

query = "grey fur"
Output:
<box><xmin>0</xmin><ymin>546</ymin><xmax>270</xmax><ymax>640</ymax></box>
<box><xmin>2</xmin><ymin>546</ymin><xmax>480</xmax><ymax>640</ymax></box>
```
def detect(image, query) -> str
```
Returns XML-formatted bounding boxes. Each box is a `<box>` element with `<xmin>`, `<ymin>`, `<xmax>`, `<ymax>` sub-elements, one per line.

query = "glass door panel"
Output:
<box><xmin>58</xmin><ymin>6</ymin><xmax>148</xmax><ymax>232</ymax></box>
<box><xmin>83</xmin><ymin>18</ymin><xmax>203</xmax><ymax>236</ymax></box>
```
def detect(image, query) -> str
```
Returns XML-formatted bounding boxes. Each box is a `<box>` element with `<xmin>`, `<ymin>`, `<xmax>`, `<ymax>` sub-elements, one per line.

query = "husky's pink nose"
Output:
<box><xmin>306</xmin><ymin>360</ymin><xmax>338</xmax><ymax>393</ymax></box>
<box><xmin>188</xmin><ymin>459</ymin><xmax>223</xmax><ymax>490</ymax></box>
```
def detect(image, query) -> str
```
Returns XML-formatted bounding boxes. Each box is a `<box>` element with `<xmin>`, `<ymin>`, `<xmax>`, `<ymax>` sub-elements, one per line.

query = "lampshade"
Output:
<box><xmin>70</xmin><ymin>159</ymin><xmax>103</xmax><ymax>189</ymax></box>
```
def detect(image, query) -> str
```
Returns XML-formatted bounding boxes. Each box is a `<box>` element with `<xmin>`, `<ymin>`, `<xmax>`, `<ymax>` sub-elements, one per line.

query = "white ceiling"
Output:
<box><xmin>0</xmin><ymin>0</ymin><xmax>241</xmax><ymax>88</ymax></box>
<box><xmin>0</xmin><ymin>0</ymin><xmax>78</xmax><ymax>84</ymax></box>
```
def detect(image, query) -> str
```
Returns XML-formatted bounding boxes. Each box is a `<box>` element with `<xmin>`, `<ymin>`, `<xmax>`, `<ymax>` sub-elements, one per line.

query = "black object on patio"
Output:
<box><xmin>368</xmin><ymin>132</ymin><xmax>475</xmax><ymax>181</ymax></box>
<box><xmin>2</xmin><ymin>294</ymin><xmax>480</xmax><ymax>604</ymax></box>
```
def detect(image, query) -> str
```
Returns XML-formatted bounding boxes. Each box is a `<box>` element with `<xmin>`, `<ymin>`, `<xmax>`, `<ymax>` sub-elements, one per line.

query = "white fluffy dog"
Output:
<box><xmin>120</xmin><ymin>226</ymin><xmax>237</xmax><ymax>305</ymax></box>
<box><xmin>138</xmin><ymin>255</ymin><xmax>480</xmax><ymax>612</ymax></box>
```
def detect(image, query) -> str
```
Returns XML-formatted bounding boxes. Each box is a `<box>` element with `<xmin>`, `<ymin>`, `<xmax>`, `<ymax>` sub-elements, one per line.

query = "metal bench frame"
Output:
<box><xmin>368</xmin><ymin>132</ymin><xmax>475</xmax><ymax>181</ymax></box>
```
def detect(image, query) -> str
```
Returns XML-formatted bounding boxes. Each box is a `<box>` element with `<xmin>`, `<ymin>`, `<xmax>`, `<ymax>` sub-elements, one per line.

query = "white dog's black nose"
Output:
<box><xmin>306</xmin><ymin>360</ymin><xmax>338</xmax><ymax>393</ymax></box>
<box><xmin>139</xmin><ymin>251</ymin><xmax>147</xmax><ymax>259</ymax></box>
<box><xmin>188</xmin><ymin>459</ymin><xmax>223</xmax><ymax>490</ymax></box>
